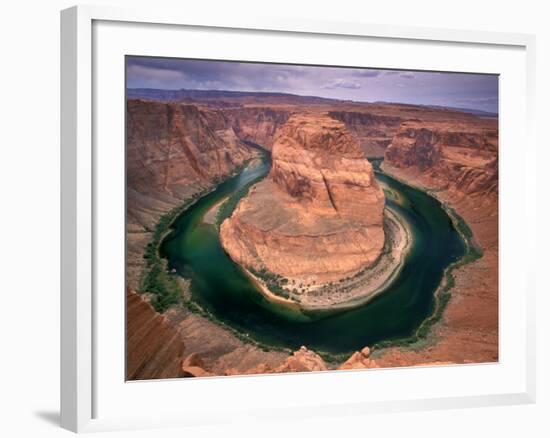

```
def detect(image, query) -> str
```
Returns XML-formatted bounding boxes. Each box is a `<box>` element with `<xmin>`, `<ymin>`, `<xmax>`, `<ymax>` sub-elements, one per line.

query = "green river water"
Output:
<box><xmin>160</xmin><ymin>155</ymin><xmax>466</xmax><ymax>357</ymax></box>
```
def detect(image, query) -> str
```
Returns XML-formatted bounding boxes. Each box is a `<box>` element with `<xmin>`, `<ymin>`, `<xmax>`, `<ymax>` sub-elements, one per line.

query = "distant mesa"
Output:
<box><xmin>126</xmin><ymin>87</ymin><xmax>343</xmax><ymax>106</ymax></box>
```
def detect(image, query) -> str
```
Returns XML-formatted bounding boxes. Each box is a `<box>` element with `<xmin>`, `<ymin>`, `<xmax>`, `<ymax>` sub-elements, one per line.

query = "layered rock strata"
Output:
<box><xmin>371</xmin><ymin>168</ymin><xmax>499</xmax><ymax>367</ymax></box>
<box><xmin>126</xmin><ymin>100</ymin><xmax>254</xmax><ymax>218</ymax></box>
<box><xmin>181</xmin><ymin>346</ymin><xmax>328</xmax><ymax>377</ymax></box>
<box><xmin>378</xmin><ymin>117</ymin><xmax>499</xmax><ymax>366</ymax></box>
<box><xmin>126</xmin><ymin>99</ymin><xmax>257</xmax><ymax>289</ymax></box>
<box><xmin>384</xmin><ymin>120</ymin><xmax>498</xmax><ymax>196</ymax></box>
<box><xmin>224</xmin><ymin>107</ymin><xmax>291</xmax><ymax>149</ymax></box>
<box><xmin>220</xmin><ymin>113</ymin><xmax>386</xmax><ymax>285</ymax></box>
<box><xmin>126</xmin><ymin>289</ymin><xmax>185</xmax><ymax>380</ymax></box>
<box><xmin>329</xmin><ymin>110</ymin><xmax>401</xmax><ymax>156</ymax></box>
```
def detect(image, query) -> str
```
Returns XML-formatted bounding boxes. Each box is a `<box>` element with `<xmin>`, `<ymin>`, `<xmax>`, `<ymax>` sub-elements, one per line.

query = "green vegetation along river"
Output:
<box><xmin>160</xmin><ymin>155</ymin><xmax>467</xmax><ymax>358</ymax></box>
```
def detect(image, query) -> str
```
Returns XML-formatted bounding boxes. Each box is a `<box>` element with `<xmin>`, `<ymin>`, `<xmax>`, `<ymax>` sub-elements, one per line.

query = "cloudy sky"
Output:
<box><xmin>126</xmin><ymin>56</ymin><xmax>499</xmax><ymax>113</ymax></box>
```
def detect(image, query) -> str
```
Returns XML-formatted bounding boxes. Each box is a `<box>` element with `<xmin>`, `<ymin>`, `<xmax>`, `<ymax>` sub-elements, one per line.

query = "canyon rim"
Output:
<box><xmin>125</xmin><ymin>56</ymin><xmax>498</xmax><ymax>379</ymax></box>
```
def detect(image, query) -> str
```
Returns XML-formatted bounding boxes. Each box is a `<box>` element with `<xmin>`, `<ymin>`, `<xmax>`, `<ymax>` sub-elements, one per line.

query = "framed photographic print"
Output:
<box><xmin>61</xmin><ymin>5</ymin><xmax>536</xmax><ymax>433</ymax></box>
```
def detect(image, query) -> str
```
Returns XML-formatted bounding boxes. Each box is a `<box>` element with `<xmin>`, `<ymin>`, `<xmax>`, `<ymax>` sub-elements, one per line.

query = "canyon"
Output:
<box><xmin>384</xmin><ymin>118</ymin><xmax>498</xmax><ymax>196</ymax></box>
<box><xmin>126</xmin><ymin>100</ymin><xmax>253</xmax><ymax>290</ymax></box>
<box><xmin>126</xmin><ymin>90</ymin><xmax>498</xmax><ymax>379</ymax></box>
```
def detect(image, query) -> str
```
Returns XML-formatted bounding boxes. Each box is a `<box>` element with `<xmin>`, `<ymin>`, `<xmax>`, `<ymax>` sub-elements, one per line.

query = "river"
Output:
<box><xmin>160</xmin><ymin>155</ymin><xmax>466</xmax><ymax>357</ymax></box>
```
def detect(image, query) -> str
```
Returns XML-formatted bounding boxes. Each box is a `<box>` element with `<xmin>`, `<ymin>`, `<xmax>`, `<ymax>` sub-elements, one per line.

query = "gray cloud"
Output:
<box><xmin>126</xmin><ymin>56</ymin><xmax>499</xmax><ymax>112</ymax></box>
<box><xmin>322</xmin><ymin>78</ymin><xmax>362</xmax><ymax>89</ymax></box>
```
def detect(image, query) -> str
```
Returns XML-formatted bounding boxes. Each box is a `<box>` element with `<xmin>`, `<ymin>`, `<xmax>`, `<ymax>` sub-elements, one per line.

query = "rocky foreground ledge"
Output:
<box><xmin>127</xmin><ymin>287</ymin><xmax>453</xmax><ymax>380</ymax></box>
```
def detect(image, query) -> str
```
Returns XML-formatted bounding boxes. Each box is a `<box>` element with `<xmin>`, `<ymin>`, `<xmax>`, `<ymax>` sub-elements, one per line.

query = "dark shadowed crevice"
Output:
<box><xmin>321</xmin><ymin>171</ymin><xmax>338</xmax><ymax>212</ymax></box>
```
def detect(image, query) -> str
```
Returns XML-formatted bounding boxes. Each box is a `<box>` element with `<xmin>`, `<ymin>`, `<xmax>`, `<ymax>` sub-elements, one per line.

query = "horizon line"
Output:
<box><xmin>126</xmin><ymin>87</ymin><xmax>499</xmax><ymax>115</ymax></box>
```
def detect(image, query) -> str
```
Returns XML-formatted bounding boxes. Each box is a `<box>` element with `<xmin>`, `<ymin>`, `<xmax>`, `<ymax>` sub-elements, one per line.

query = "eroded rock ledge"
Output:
<box><xmin>220</xmin><ymin>113</ymin><xmax>392</xmax><ymax>302</ymax></box>
<box><xmin>385</xmin><ymin>119</ymin><xmax>498</xmax><ymax>196</ymax></box>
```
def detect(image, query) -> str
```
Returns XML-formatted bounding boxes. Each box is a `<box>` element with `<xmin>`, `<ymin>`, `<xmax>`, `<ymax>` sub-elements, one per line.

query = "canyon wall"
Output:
<box><xmin>384</xmin><ymin>119</ymin><xmax>498</xmax><ymax>197</ymax></box>
<box><xmin>126</xmin><ymin>289</ymin><xmax>185</xmax><ymax>380</ymax></box>
<box><xmin>127</xmin><ymin>100</ymin><xmax>255</xmax><ymax>226</ymax></box>
<box><xmin>224</xmin><ymin>107</ymin><xmax>291</xmax><ymax>149</ymax></box>
<box><xmin>328</xmin><ymin>110</ymin><xmax>401</xmax><ymax>157</ymax></box>
<box><xmin>378</xmin><ymin>116</ymin><xmax>499</xmax><ymax>367</ymax></box>
<box><xmin>126</xmin><ymin>99</ymin><xmax>258</xmax><ymax>290</ymax></box>
<box><xmin>220</xmin><ymin>113</ymin><xmax>386</xmax><ymax>284</ymax></box>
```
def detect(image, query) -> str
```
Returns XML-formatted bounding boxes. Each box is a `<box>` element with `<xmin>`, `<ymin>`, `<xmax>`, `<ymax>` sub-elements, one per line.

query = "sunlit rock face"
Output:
<box><xmin>126</xmin><ymin>100</ymin><xmax>254</xmax><ymax>197</ymax></box>
<box><xmin>385</xmin><ymin>120</ymin><xmax>498</xmax><ymax>196</ymax></box>
<box><xmin>220</xmin><ymin>113</ymin><xmax>386</xmax><ymax>284</ymax></box>
<box><xmin>125</xmin><ymin>99</ymin><xmax>258</xmax><ymax>289</ymax></box>
<box><xmin>126</xmin><ymin>289</ymin><xmax>185</xmax><ymax>380</ymax></box>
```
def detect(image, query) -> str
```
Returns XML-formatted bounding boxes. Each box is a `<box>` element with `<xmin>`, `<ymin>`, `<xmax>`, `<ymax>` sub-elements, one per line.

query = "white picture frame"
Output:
<box><xmin>60</xmin><ymin>4</ymin><xmax>537</xmax><ymax>433</ymax></box>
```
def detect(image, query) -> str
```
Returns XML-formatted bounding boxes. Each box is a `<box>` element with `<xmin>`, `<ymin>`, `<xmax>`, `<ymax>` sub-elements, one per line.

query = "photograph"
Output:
<box><xmin>2</xmin><ymin>0</ymin><xmax>547</xmax><ymax>435</ymax></box>
<box><xmin>125</xmin><ymin>56</ymin><xmax>499</xmax><ymax>380</ymax></box>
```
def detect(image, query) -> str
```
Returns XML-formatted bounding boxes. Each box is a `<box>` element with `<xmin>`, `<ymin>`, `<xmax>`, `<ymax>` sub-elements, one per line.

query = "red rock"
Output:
<box><xmin>220</xmin><ymin>113</ymin><xmax>386</xmax><ymax>284</ymax></box>
<box><xmin>274</xmin><ymin>346</ymin><xmax>328</xmax><ymax>373</ymax></box>
<box><xmin>126</xmin><ymin>289</ymin><xmax>185</xmax><ymax>380</ymax></box>
<box><xmin>329</xmin><ymin>110</ymin><xmax>401</xmax><ymax>156</ymax></box>
<box><xmin>182</xmin><ymin>352</ymin><xmax>204</xmax><ymax>368</ymax></box>
<box><xmin>338</xmin><ymin>348</ymin><xmax>378</xmax><ymax>370</ymax></box>
<box><xmin>224</xmin><ymin>107</ymin><xmax>291</xmax><ymax>149</ymax></box>
<box><xmin>385</xmin><ymin>120</ymin><xmax>498</xmax><ymax>196</ymax></box>
<box><xmin>180</xmin><ymin>366</ymin><xmax>213</xmax><ymax>378</ymax></box>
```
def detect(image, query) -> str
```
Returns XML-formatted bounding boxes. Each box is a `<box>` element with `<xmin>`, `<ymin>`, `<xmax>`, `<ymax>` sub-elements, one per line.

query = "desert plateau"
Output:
<box><xmin>125</xmin><ymin>57</ymin><xmax>498</xmax><ymax>379</ymax></box>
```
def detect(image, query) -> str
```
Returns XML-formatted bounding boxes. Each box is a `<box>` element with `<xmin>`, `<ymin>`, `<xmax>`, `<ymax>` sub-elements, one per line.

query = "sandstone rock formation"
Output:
<box><xmin>180</xmin><ymin>367</ymin><xmax>213</xmax><ymax>378</ymax></box>
<box><xmin>224</xmin><ymin>363</ymin><xmax>274</xmax><ymax>376</ymax></box>
<box><xmin>126</xmin><ymin>99</ymin><xmax>258</xmax><ymax>290</ymax></box>
<box><xmin>378</xmin><ymin>116</ymin><xmax>499</xmax><ymax>368</ymax></box>
<box><xmin>126</xmin><ymin>100</ymin><xmax>254</xmax><ymax>220</ymax></box>
<box><xmin>186</xmin><ymin>346</ymin><xmax>327</xmax><ymax>377</ymax></box>
<box><xmin>220</xmin><ymin>113</ymin><xmax>386</xmax><ymax>285</ymax></box>
<box><xmin>274</xmin><ymin>346</ymin><xmax>328</xmax><ymax>373</ymax></box>
<box><xmin>126</xmin><ymin>289</ymin><xmax>185</xmax><ymax>380</ymax></box>
<box><xmin>338</xmin><ymin>346</ymin><xmax>378</xmax><ymax>370</ymax></box>
<box><xmin>329</xmin><ymin>110</ymin><xmax>401</xmax><ymax>156</ymax></box>
<box><xmin>224</xmin><ymin>107</ymin><xmax>291</xmax><ymax>149</ymax></box>
<box><xmin>181</xmin><ymin>352</ymin><xmax>205</xmax><ymax>368</ymax></box>
<box><xmin>180</xmin><ymin>354</ymin><xmax>213</xmax><ymax>378</ymax></box>
<box><xmin>385</xmin><ymin>120</ymin><xmax>498</xmax><ymax>196</ymax></box>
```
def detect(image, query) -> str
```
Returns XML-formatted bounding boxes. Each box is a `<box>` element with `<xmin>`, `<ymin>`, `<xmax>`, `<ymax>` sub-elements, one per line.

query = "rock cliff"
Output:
<box><xmin>385</xmin><ymin>120</ymin><xmax>498</xmax><ymax>196</ymax></box>
<box><xmin>220</xmin><ymin>113</ymin><xmax>385</xmax><ymax>285</ymax></box>
<box><xmin>224</xmin><ymin>107</ymin><xmax>291</xmax><ymax>149</ymax></box>
<box><xmin>379</xmin><ymin>116</ymin><xmax>499</xmax><ymax>367</ymax></box>
<box><xmin>127</xmin><ymin>100</ymin><xmax>254</xmax><ymax>213</ymax></box>
<box><xmin>329</xmin><ymin>110</ymin><xmax>401</xmax><ymax>156</ymax></box>
<box><xmin>126</xmin><ymin>289</ymin><xmax>185</xmax><ymax>380</ymax></box>
<box><xmin>126</xmin><ymin>99</ymin><xmax>257</xmax><ymax>289</ymax></box>
<box><xmin>223</xmin><ymin>346</ymin><xmax>328</xmax><ymax>375</ymax></box>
